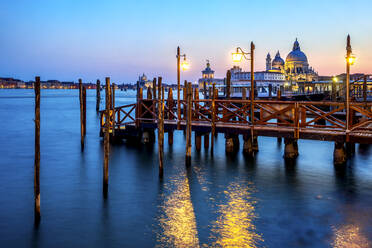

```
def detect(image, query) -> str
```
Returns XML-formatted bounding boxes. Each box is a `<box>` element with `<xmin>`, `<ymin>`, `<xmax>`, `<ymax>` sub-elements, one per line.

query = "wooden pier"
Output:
<box><xmin>100</xmin><ymin>86</ymin><xmax>372</xmax><ymax>164</ymax></box>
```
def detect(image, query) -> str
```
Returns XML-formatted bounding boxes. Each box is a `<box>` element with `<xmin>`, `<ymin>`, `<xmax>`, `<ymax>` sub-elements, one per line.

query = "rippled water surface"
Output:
<box><xmin>0</xmin><ymin>89</ymin><xmax>371</xmax><ymax>247</ymax></box>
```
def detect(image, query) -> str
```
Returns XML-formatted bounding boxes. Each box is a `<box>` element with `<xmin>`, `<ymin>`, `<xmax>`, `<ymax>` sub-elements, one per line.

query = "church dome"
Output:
<box><xmin>272</xmin><ymin>51</ymin><xmax>284</xmax><ymax>67</ymax></box>
<box><xmin>286</xmin><ymin>39</ymin><xmax>308</xmax><ymax>63</ymax></box>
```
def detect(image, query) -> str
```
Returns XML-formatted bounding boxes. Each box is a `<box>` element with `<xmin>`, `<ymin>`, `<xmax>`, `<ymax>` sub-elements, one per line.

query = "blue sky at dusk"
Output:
<box><xmin>1</xmin><ymin>0</ymin><xmax>371</xmax><ymax>83</ymax></box>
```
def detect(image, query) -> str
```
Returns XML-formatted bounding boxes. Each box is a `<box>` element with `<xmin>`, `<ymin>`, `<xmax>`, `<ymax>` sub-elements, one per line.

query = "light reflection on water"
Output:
<box><xmin>208</xmin><ymin>182</ymin><xmax>263</xmax><ymax>248</ymax></box>
<box><xmin>156</xmin><ymin>172</ymin><xmax>200</xmax><ymax>247</ymax></box>
<box><xmin>332</xmin><ymin>224</ymin><xmax>370</xmax><ymax>248</ymax></box>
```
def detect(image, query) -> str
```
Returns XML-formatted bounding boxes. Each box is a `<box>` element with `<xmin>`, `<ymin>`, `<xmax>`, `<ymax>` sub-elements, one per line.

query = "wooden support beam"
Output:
<box><xmin>34</xmin><ymin>76</ymin><xmax>41</xmax><ymax>223</ymax></box>
<box><xmin>334</xmin><ymin>142</ymin><xmax>346</xmax><ymax>165</ymax></box>
<box><xmin>186</xmin><ymin>82</ymin><xmax>192</xmax><ymax>166</ymax></box>
<box><xmin>195</xmin><ymin>133</ymin><xmax>201</xmax><ymax>151</ymax></box>
<box><xmin>83</xmin><ymin>86</ymin><xmax>87</xmax><ymax>136</ymax></box>
<box><xmin>204</xmin><ymin>133</ymin><xmax>209</xmax><ymax>149</ymax></box>
<box><xmin>103</xmin><ymin>77</ymin><xmax>110</xmax><ymax>198</ymax></box>
<box><xmin>158</xmin><ymin>78</ymin><xmax>164</xmax><ymax>178</ymax></box>
<box><xmin>96</xmin><ymin>79</ymin><xmax>101</xmax><ymax>112</ymax></box>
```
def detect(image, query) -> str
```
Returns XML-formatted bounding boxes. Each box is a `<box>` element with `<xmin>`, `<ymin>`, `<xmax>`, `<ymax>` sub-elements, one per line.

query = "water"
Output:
<box><xmin>0</xmin><ymin>89</ymin><xmax>371</xmax><ymax>247</ymax></box>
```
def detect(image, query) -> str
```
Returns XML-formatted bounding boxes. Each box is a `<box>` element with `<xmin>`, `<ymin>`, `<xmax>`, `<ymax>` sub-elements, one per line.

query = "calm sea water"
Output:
<box><xmin>0</xmin><ymin>89</ymin><xmax>371</xmax><ymax>248</ymax></box>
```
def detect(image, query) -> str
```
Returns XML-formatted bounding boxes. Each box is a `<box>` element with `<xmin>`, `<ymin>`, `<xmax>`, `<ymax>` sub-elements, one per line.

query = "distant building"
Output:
<box><xmin>198</xmin><ymin>61</ymin><xmax>224</xmax><ymax>92</ymax></box>
<box><xmin>138</xmin><ymin>73</ymin><xmax>153</xmax><ymax>88</ymax></box>
<box><xmin>266</xmin><ymin>39</ymin><xmax>318</xmax><ymax>82</ymax></box>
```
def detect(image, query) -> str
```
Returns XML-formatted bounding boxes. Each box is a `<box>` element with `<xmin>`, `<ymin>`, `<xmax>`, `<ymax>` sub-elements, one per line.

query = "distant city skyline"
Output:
<box><xmin>1</xmin><ymin>0</ymin><xmax>371</xmax><ymax>83</ymax></box>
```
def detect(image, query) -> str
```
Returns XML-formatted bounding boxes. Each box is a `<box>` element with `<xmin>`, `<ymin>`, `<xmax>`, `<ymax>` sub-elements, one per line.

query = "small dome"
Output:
<box><xmin>286</xmin><ymin>39</ymin><xmax>308</xmax><ymax>63</ymax></box>
<box><xmin>272</xmin><ymin>51</ymin><xmax>284</xmax><ymax>67</ymax></box>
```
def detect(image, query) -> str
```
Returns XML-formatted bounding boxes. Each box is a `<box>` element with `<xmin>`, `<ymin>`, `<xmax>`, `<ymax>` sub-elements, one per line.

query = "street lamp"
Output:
<box><xmin>176</xmin><ymin>47</ymin><xmax>189</xmax><ymax>128</ymax></box>
<box><xmin>231</xmin><ymin>42</ymin><xmax>255</xmax><ymax>125</ymax></box>
<box><xmin>345</xmin><ymin>34</ymin><xmax>356</xmax><ymax>131</ymax></box>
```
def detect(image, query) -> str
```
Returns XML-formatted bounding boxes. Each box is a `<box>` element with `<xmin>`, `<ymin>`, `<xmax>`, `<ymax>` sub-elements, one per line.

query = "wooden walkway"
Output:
<box><xmin>100</xmin><ymin>98</ymin><xmax>372</xmax><ymax>144</ymax></box>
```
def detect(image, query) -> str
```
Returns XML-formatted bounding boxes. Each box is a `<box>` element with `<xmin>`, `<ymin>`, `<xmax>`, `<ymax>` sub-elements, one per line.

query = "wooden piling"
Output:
<box><xmin>158</xmin><ymin>77</ymin><xmax>164</xmax><ymax>178</ymax></box>
<box><xmin>96</xmin><ymin>79</ymin><xmax>101</xmax><ymax>112</ymax></box>
<box><xmin>153</xmin><ymin>78</ymin><xmax>157</xmax><ymax>100</ymax></box>
<box><xmin>226</xmin><ymin>70</ymin><xmax>231</xmax><ymax>99</ymax></box>
<box><xmin>79</xmin><ymin>79</ymin><xmax>85</xmax><ymax>151</ymax></box>
<box><xmin>103</xmin><ymin>77</ymin><xmax>110</xmax><ymax>197</ymax></box>
<box><xmin>204</xmin><ymin>133</ymin><xmax>209</xmax><ymax>149</ymax></box>
<box><xmin>211</xmin><ymin>83</ymin><xmax>216</xmax><ymax>154</ymax></box>
<box><xmin>185</xmin><ymin>82</ymin><xmax>192</xmax><ymax>166</ymax></box>
<box><xmin>83</xmin><ymin>86</ymin><xmax>86</xmax><ymax>136</ymax></box>
<box><xmin>168</xmin><ymin>88</ymin><xmax>174</xmax><ymax>145</ymax></box>
<box><xmin>242</xmin><ymin>87</ymin><xmax>247</xmax><ymax>121</ymax></box>
<box><xmin>195</xmin><ymin>133</ymin><xmax>201</xmax><ymax>151</ymax></box>
<box><xmin>194</xmin><ymin>88</ymin><xmax>199</xmax><ymax>120</ymax></box>
<box><xmin>147</xmin><ymin>86</ymin><xmax>152</xmax><ymax>99</ymax></box>
<box><xmin>111</xmin><ymin>84</ymin><xmax>115</xmax><ymax>136</ymax></box>
<box><xmin>34</xmin><ymin>76</ymin><xmax>41</xmax><ymax>222</ymax></box>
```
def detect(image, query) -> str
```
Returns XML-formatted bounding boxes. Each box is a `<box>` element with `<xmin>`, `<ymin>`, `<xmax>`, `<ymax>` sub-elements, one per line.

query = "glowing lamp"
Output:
<box><xmin>347</xmin><ymin>55</ymin><xmax>356</xmax><ymax>65</ymax></box>
<box><xmin>332</xmin><ymin>76</ymin><xmax>338</xmax><ymax>83</ymax></box>
<box><xmin>181</xmin><ymin>59</ymin><xmax>190</xmax><ymax>71</ymax></box>
<box><xmin>232</xmin><ymin>52</ymin><xmax>243</xmax><ymax>62</ymax></box>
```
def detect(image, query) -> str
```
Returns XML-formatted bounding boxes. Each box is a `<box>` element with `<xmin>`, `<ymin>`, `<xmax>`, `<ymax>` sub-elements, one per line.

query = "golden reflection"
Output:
<box><xmin>332</xmin><ymin>224</ymin><xmax>370</xmax><ymax>248</ymax></box>
<box><xmin>208</xmin><ymin>182</ymin><xmax>263</xmax><ymax>248</ymax></box>
<box><xmin>157</xmin><ymin>175</ymin><xmax>200</xmax><ymax>248</ymax></box>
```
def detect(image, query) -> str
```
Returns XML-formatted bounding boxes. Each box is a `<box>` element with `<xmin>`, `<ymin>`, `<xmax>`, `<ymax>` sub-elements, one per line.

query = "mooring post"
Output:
<box><xmin>96</xmin><ymin>79</ymin><xmax>101</xmax><ymax>112</ymax></box>
<box><xmin>242</xmin><ymin>87</ymin><xmax>247</xmax><ymax>121</ymax></box>
<box><xmin>211</xmin><ymin>83</ymin><xmax>216</xmax><ymax>154</ymax></box>
<box><xmin>277</xmin><ymin>89</ymin><xmax>282</xmax><ymax>143</ymax></box>
<box><xmin>183</xmin><ymin>80</ymin><xmax>187</xmax><ymax>120</ymax></box>
<box><xmin>111</xmin><ymin>83</ymin><xmax>116</xmax><ymax>136</ymax></box>
<box><xmin>204</xmin><ymin>133</ymin><xmax>209</xmax><ymax>149</ymax></box>
<box><xmin>226</xmin><ymin>70</ymin><xmax>231</xmax><ymax>99</ymax></box>
<box><xmin>168</xmin><ymin>87</ymin><xmax>174</xmax><ymax>145</ymax></box>
<box><xmin>194</xmin><ymin>88</ymin><xmax>199</xmax><ymax>120</ymax></box>
<box><xmin>185</xmin><ymin>82</ymin><xmax>192</xmax><ymax>166</ymax></box>
<box><xmin>147</xmin><ymin>86</ymin><xmax>152</xmax><ymax>99</ymax></box>
<box><xmin>136</xmin><ymin>81</ymin><xmax>140</xmax><ymax>128</ymax></box>
<box><xmin>103</xmin><ymin>77</ymin><xmax>111</xmax><ymax>197</ymax></box>
<box><xmin>34</xmin><ymin>76</ymin><xmax>41</xmax><ymax>222</ymax></box>
<box><xmin>79</xmin><ymin>79</ymin><xmax>85</xmax><ymax>151</ymax></box>
<box><xmin>83</xmin><ymin>86</ymin><xmax>87</xmax><ymax>137</ymax></box>
<box><xmin>158</xmin><ymin>78</ymin><xmax>164</xmax><ymax>178</ymax></box>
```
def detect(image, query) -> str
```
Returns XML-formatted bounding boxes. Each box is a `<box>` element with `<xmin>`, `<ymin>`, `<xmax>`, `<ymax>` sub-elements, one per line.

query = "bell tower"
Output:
<box><xmin>266</xmin><ymin>53</ymin><xmax>272</xmax><ymax>71</ymax></box>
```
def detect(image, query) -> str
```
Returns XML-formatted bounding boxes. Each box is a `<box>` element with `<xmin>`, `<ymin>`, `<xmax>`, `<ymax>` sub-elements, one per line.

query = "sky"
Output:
<box><xmin>1</xmin><ymin>0</ymin><xmax>371</xmax><ymax>84</ymax></box>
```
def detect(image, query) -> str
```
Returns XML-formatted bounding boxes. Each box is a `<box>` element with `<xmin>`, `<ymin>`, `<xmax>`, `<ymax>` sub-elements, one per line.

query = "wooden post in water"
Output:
<box><xmin>103</xmin><ymin>77</ymin><xmax>111</xmax><ymax>197</ymax></box>
<box><xmin>79</xmin><ymin>79</ymin><xmax>85</xmax><ymax>151</ymax></box>
<box><xmin>158</xmin><ymin>78</ymin><xmax>164</xmax><ymax>178</ymax></box>
<box><xmin>34</xmin><ymin>76</ymin><xmax>41</xmax><ymax>222</ymax></box>
<box><xmin>277</xmin><ymin>88</ymin><xmax>282</xmax><ymax>143</ymax></box>
<box><xmin>96</xmin><ymin>79</ymin><xmax>101</xmax><ymax>112</ymax></box>
<box><xmin>153</xmin><ymin>78</ymin><xmax>157</xmax><ymax>100</ymax></box>
<box><xmin>83</xmin><ymin>86</ymin><xmax>86</xmax><ymax>136</ymax></box>
<box><xmin>211</xmin><ymin>83</ymin><xmax>216</xmax><ymax>155</ymax></box>
<box><xmin>242</xmin><ymin>87</ymin><xmax>247</xmax><ymax>121</ymax></box>
<box><xmin>185</xmin><ymin>82</ymin><xmax>192</xmax><ymax>166</ymax></box>
<box><xmin>168</xmin><ymin>88</ymin><xmax>174</xmax><ymax>145</ymax></box>
<box><xmin>226</xmin><ymin>70</ymin><xmax>231</xmax><ymax>99</ymax></box>
<box><xmin>111</xmin><ymin>83</ymin><xmax>115</xmax><ymax>136</ymax></box>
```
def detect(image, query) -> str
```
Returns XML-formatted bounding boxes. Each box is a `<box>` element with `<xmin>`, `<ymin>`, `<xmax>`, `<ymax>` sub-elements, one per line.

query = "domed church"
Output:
<box><xmin>266</xmin><ymin>39</ymin><xmax>318</xmax><ymax>82</ymax></box>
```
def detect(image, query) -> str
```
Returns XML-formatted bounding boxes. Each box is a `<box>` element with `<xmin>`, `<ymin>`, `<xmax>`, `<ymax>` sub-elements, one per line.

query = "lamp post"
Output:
<box><xmin>232</xmin><ymin>42</ymin><xmax>255</xmax><ymax>125</ymax></box>
<box><xmin>176</xmin><ymin>47</ymin><xmax>189</xmax><ymax>129</ymax></box>
<box><xmin>345</xmin><ymin>35</ymin><xmax>355</xmax><ymax>132</ymax></box>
